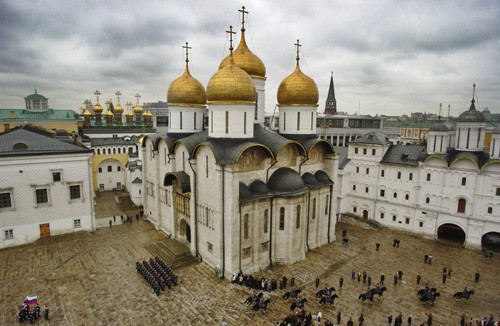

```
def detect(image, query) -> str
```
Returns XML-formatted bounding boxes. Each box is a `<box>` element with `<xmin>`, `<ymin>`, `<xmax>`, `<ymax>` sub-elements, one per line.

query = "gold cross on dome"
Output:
<box><xmin>126</xmin><ymin>102</ymin><xmax>132</xmax><ymax>110</ymax></box>
<box><xmin>115</xmin><ymin>91</ymin><xmax>122</xmax><ymax>103</ymax></box>
<box><xmin>182</xmin><ymin>42</ymin><xmax>191</xmax><ymax>64</ymax></box>
<box><xmin>94</xmin><ymin>90</ymin><xmax>101</xmax><ymax>102</ymax></box>
<box><xmin>135</xmin><ymin>93</ymin><xmax>141</xmax><ymax>105</ymax></box>
<box><xmin>294</xmin><ymin>39</ymin><xmax>302</xmax><ymax>64</ymax></box>
<box><xmin>239</xmin><ymin>6</ymin><xmax>249</xmax><ymax>31</ymax></box>
<box><xmin>226</xmin><ymin>25</ymin><xmax>236</xmax><ymax>53</ymax></box>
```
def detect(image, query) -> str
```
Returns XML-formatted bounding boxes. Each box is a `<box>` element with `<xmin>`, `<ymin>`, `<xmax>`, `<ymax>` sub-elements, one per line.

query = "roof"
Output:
<box><xmin>164</xmin><ymin>171</ymin><xmax>191</xmax><ymax>193</ymax></box>
<box><xmin>333</xmin><ymin>146</ymin><xmax>349</xmax><ymax>169</ymax></box>
<box><xmin>458</xmin><ymin>99</ymin><xmax>486</xmax><ymax>123</ymax></box>
<box><xmin>267</xmin><ymin>167</ymin><xmax>308</xmax><ymax>197</ymax></box>
<box><xmin>0</xmin><ymin>125</ymin><xmax>92</xmax><ymax>157</ymax></box>
<box><xmin>131</xmin><ymin>177</ymin><xmax>143</xmax><ymax>184</ymax></box>
<box><xmin>350</xmin><ymin>131</ymin><xmax>391</xmax><ymax>145</ymax></box>
<box><xmin>91</xmin><ymin>136</ymin><xmax>140</xmax><ymax>147</ymax></box>
<box><xmin>127</xmin><ymin>160</ymin><xmax>142</xmax><ymax>172</ymax></box>
<box><xmin>24</xmin><ymin>91</ymin><xmax>47</xmax><ymax>100</ymax></box>
<box><xmin>381</xmin><ymin>145</ymin><xmax>427</xmax><ymax>166</ymax></box>
<box><xmin>0</xmin><ymin>108</ymin><xmax>80</xmax><ymax>121</ymax></box>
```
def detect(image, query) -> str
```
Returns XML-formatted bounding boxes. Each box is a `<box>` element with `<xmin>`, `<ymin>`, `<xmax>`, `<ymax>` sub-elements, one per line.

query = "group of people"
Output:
<box><xmin>136</xmin><ymin>257</ymin><xmax>177</xmax><ymax>296</ymax></box>
<box><xmin>18</xmin><ymin>302</ymin><xmax>49</xmax><ymax>323</ymax></box>
<box><xmin>231</xmin><ymin>271</ymin><xmax>279</xmax><ymax>292</ymax></box>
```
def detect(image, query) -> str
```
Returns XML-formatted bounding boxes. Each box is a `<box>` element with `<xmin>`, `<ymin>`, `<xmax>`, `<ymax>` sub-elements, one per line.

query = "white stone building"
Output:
<box><xmin>0</xmin><ymin>125</ymin><xmax>95</xmax><ymax>249</ymax></box>
<box><xmin>142</xmin><ymin>11</ymin><xmax>338</xmax><ymax>277</ymax></box>
<box><xmin>337</xmin><ymin>93</ymin><xmax>500</xmax><ymax>249</ymax></box>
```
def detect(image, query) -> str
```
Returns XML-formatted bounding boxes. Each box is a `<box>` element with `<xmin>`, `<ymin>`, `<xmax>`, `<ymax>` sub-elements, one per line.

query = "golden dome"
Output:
<box><xmin>114</xmin><ymin>103</ymin><xmax>123</xmax><ymax>113</ymax></box>
<box><xmin>105</xmin><ymin>109</ymin><xmax>113</xmax><ymax>117</ymax></box>
<box><xmin>125</xmin><ymin>109</ymin><xmax>134</xmax><ymax>117</ymax></box>
<box><xmin>207</xmin><ymin>57</ymin><xmax>256</xmax><ymax>104</ymax></box>
<box><xmin>134</xmin><ymin>104</ymin><xmax>143</xmax><ymax>113</ymax></box>
<box><xmin>277</xmin><ymin>64</ymin><xmax>318</xmax><ymax>106</ymax></box>
<box><xmin>219</xmin><ymin>32</ymin><xmax>266</xmax><ymax>79</ymax></box>
<box><xmin>146</xmin><ymin>110</ymin><xmax>153</xmax><ymax>117</ymax></box>
<box><xmin>83</xmin><ymin>108</ymin><xmax>91</xmax><ymax>116</ymax></box>
<box><xmin>167</xmin><ymin>66</ymin><xmax>206</xmax><ymax>106</ymax></box>
<box><xmin>93</xmin><ymin>102</ymin><xmax>103</xmax><ymax>113</ymax></box>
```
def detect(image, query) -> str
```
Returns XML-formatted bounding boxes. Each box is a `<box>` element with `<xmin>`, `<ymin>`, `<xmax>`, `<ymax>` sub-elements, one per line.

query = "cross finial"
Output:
<box><xmin>294</xmin><ymin>39</ymin><xmax>302</xmax><ymax>66</ymax></box>
<box><xmin>447</xmin><ymin>104</ymin><xmax>451</xmax><ymax>118</ymax></box>
<box><xmin>94</xmin><ymin>90</ymin><xmax>101</xmax><ymax>103</ymax></box>
<box><xmin>135</xmin><ymin>93</ymin><xmax>141</xmax><ymax>105</ymax></box>
<box><xmin>115</xmin><ymin>91</ymin><xmax>122</xmax><ymax>103</ymax></box>
<box><xmin>226</xmin><ymin>25</ymin><xmax>236</xmax><ymax>54</ymax></box>
<box><xmin>331</xmin><ymin>71</ymin><xmax>333</xmax><ymax>77</ymax></box>
<box><xmin>239</xmin><ymin>6</ymin><xmax>249</xmax><ymax>32</ymax></box>
<box><xmin>126</xmin><ymin>101</ymin><xmax>132</xmax><ymax>110</ymax></box>
<box><xmin>472</xmin><ymin>83</ymin><xmax>476</xmax><ymax>100</ymax></box>
<box><xmin>105</xmin><ymin>99</ymin><xmax>111</xmax><ymax>109</ymax></box>
<box><xmin>182</xmin><ymin>42</ymin><xmax>191</xmax><ymax>68</ymax></box>
<box><xmin>438</xmin><ymin>103</ymin><xmax>442</xmax><ymax>120</ymax></box>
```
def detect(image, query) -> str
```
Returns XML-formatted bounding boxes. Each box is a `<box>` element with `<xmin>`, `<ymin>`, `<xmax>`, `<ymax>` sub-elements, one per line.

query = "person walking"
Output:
<box><xmin>380</xmin><ymin>273</ymin><xmax>385</xmax><ymax>285</ymax></box>
<box><xmin>358</xmin><ymin>313</ymin><xmax>364</xmax><ymax>326</ymax></box>
<box><xmin>367</xmin><ymin>276</ymin><xmax>372</xmax><ymax>287</ymax></box>
<box><xmin>337</xmin><ymin>311</ymin><xmax>342</xmax><ymax>325</ymax></box>
<box><xmin>398</xmin><ymin>270</ymin><xmax>403</xmax><ymax>280</ymax></box>
<box><xmin>442</xmin><ymin>272</ymin><xmax>447</xmax><ymax>284</ymax></box>
<box><xmin>339</xmin><ymin>276</ymin><xmax>344</xmax><ymax>289</ymax></box>
<box><xmin>290</xmin><ymin>276</ymin><xmax>295</xmax><ymax>287</ymax></box>
<box><xmin>475</xmin><ymin>272</ymin><xmax>480</xmax><ymax>283</ymax></box>
<box><xmin>416</xmin><ymin>274</ymin><xmax>421</xmax><ymax>285</ymax></box>
<box><xmin>44</xmin><ymin>305</ymin><xmax>49</xmax><ymax>320</ymax></box>
<box><xmin>427</xmin><ymin>313</ymin><xmax>433</xmax><ymax>326</ymax></box>
<box><xmin>408</xmin><ymin>315</ymin><xmax>412</xmax><ymax>326</ymax></box>
<box><xmin>394</xmin><ymin>274</ymin><xmax>398</xmax><ymax>285</ymax></box>
<box><xmin>347</xmin><ymin>317</ymin><xmax>354</xmax><ymax>326</ymax></box>
<box><xmin>387</xmin><ymin>314</ymin><xmax>393</xmax><ymax>326</ymax></box>
<box><xmin>460</xmin><ymin>314</ymin><xmax>466</xmax><ymax>326</ymax></box>
<box><xmin>109</xmin><ymin>219</ymin><xmax>112</xmax><ymax>227</ymax></box>
<box><xmin>376</xmin><ymin>242</ymin><xmax>380</xmax><ymax>251</ymax></box>
<box><xmin>316</xmin><ymin>276</ymin><xmax>320</xmax><ymax>288</ymax></box>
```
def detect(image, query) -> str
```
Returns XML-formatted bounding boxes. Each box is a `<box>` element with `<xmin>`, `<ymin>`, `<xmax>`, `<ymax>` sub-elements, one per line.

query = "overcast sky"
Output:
<box><xmin>1</xmin><ymin>0</ymin><xmax>499</xmax><ymax>117</ymax></box>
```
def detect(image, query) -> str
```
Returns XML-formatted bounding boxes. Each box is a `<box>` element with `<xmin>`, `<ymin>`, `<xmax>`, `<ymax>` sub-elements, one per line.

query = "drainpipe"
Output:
<box><xmin>268</xmin><ymin>198</ymin><xmax>274</xmax><ymax>268</ymax></box>
<box><xmin>298</xmin><ymin>155</ymin><xmax>309</xmax><ymax>174</ymax></box>
<box><xmin>238</xmin><ymin>202</ymin><xmax>242</xmax><ymax>272</ymax></box>
<box><xmin>188</xmin><ymin>158</ymin><xmax>199</xmax><ymax>259</ymax></box>
<box><xmin>306</xmin><ymin>192</ymin><xmax>310</xmax><ymax>251</ymax></box>
<box><xmin>266</xmin><ymin>160</ymin><xmax>278</xmax><ymax>183</ymax></box>
<box><xmin>327</xmin><ymin>184</ymin><xmax>333</xmax><ymax>243</ymax></box>
<box><xmin>220</xmin><ymin>164</ymin><xmax>225</xmax><ymax>279</ymax></box>
<box><xmin>87</xmin><ymin>156</ymin><xmax>95</xmax><ymax>231</ymax></box>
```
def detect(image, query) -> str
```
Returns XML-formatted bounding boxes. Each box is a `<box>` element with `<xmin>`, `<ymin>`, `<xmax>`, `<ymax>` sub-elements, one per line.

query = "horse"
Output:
<box><xmin>419</xmin><ymin>292</ymin><xmax>440</xmax><ymax>304</ymax></box>
<box><xmin>417</xmin><ymin>288</ymin><xmax>437</xmax><ymax>298</ymax></box>
<box><xmin>253</xmin><ymin>299</ymin><xmax>270</xmax><ymax>312</ymax></box>
<box><xmin>454</xmin><ymin>290</ymin><xmax>474</xmax><ymax>300</ymax></box>
<box><xmin>370</xmin><ymin>286</ymin><xmax>387</xmax><ymax>297</ymax></box>
<box><xmin>244</xmin><ymin>292</ymin><xmax>263</xmax><ymax>305</ymax></box>
<box><xmin>316</xmin><ymin>287</ymin><xmax>336</xmax><ymax>298</ymax></box>
<box><xmin>319</xmin><ymin>294</ymin><xmax>339</xmax><ymax>305</ymax></box>
<box><xmin>290</xmin><ymin>298</ymin><xmax>308</xmax><ymax>311</ymax></box>
<box><xmin>358</xmin><ymin>292</ymin><xmax>373</xmax><ymax>303</ymax></box>
<box><xmin>283</xmin><ymin>288</ymin><xmax>302</xmax><ymax>300</ymax></box>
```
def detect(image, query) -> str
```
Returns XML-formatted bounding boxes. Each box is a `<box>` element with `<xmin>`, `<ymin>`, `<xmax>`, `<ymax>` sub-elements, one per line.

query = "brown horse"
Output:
<box><xmin>454</xmin><ymin>290</ymin><xmax>474</xmax><ymax>300</ymax></box>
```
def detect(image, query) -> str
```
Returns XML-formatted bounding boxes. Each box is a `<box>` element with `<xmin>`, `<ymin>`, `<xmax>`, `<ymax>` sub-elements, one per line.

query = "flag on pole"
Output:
<box><xmin>24</xmin><ymin>296</ymin><xmax>38</xmax><ymax>305</ymax></box>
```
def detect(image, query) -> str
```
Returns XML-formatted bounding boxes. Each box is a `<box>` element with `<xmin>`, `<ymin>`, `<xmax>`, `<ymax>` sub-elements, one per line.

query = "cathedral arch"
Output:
<box><xmin>236</xmin><ymin>145</ymin><xmax>273</xmax><ymax>172</ymax></box>
<box><xmin>481</xmin><ymin>232</ymin><xmax>500</xmax><ymax>252</ymax></box>
<box><xmin>275</xmin><ymin>143</ymin><xmax>305</xmax><ymax>168</ymax></box>
<box><xmin>179</xmin><ymin>219</ymin><xmax>191</xmax><ymax>243</ymax></box>
<box><xmin>437</xmin><ymin>223</ymin><xmax>465</xmax><ymax>244</ymax></box>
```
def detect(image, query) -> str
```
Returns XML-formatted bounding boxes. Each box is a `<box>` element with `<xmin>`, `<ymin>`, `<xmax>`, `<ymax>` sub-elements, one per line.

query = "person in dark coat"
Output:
<box><xmin>315</xmin><ymin>276</ymin><xmax>320</xmax><ymax>288</ymax></box>
<box><xmin>358</xmin><ymin>313</ymin><xmax>365</xmax><ymax>326</ymax></box>
<box><xmin>44</xmin><ymin>305</ymin><xmax>49</xmax><ymax>320</ymax></box>
<box><xmin>347</xmin><ymin>317</ymin><xmax>354</xmax><ymax>326</ymax></box>
<box><xmin>337</xmin><ymin>311</ymin><xmax>342</xmax><ymax>324</ymax></box>
<box><xmin>475</xmin><ymin>272</ymin><xmax>480</xmax><ymax>283</ymax></box>
<box><xmin>387</xmin><ymin>314</ymin><xmax>393</xmax><ymax>326</ymax></box>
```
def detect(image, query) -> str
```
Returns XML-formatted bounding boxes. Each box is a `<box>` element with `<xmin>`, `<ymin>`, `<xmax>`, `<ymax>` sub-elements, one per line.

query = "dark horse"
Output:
<box><xmin>253</xmin><ymin>299</ymin><xmax>270</xmax><ymax>312</ymax></box>
<box><xmin>319</xmin><ymin>294</ymin><xmax>339</xmax><ymax>305</ymax></box>
<box><xmin>283</xmin><ymin>288</ymin><xmax>302</xmax><ymax>300</ymax></box>
<box><xmin>358</xmin><ymin>292</ymin><xmax>373</xmax><ymax>303</ymax></box>
<box><xmin>370</xmin><ymin>286</ymin><xmax>387</xmax><ymax>298</ymax></box>
<box><xmin>290</xmin><ymin>298</ymin><xmax>308</xmax><ymax>311</ymax></box>
<box><xmin>316</xmin><ymin>287</ymin><xmax>336</xmax><ymax>298</ymax></box>
<box><xmin>454</xmin><ymin>290</ymin><xmax>474</xmax><ymax>300</ymax></box>
<box><xmin>244</xmin><ymin>292</ymin><xmax>263</xmax><ymax>305</ymax></box>
<box><xmin>418</xmin><ymin>288</ymin><xmax>440</xmax><ymax>304</ymax></box>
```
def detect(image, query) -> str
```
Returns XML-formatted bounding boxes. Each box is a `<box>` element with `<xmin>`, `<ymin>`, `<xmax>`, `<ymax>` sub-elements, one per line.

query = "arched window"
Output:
<box><xmin>461</xmin><ymin>177</ymin><xmax>466</xmax><ymax>186</ymax></box>
<box><xmin>409</xmin><ymin>173</ymin><xmax>413</xmax><ymax>181</ymax></box>
<box><xmin>426</xmin><ymin>173</ymin><xmax>431</xmax><ymax>181</ymax></box>
<box><xmin>397</xmin><ymin>171</ymin><xmax>401</xmax><ymax>179</ymax></box>
<box><xmin>487</xmin><ymin>207</ymin><xmax>493</xmax><ymax>214</ymax></box>
<box><xmin>97</xmin><ymin>148</ymin><xmax>100</xmax><ymax>155</ymax></box>
<box><xmin>243</xmin><ymin>214</ymin><xmax>249</xmax><ymax>239</ymax></box>
<box><xmin>457</xmin><ymin>198</ymin><xmax>466</xmax><ymax>213</ymax></box>
<box><xmin>118</xmin><ymin>148</ymin><xmax>121</xmax><ymax>154</ymax></box>
<box><xmin>263</xmin><ymin>209</ymin><xmax>269</xmax><ymax>233</ymax></box>
<box><xmin>312</xmin><ymin>198</ymin><xmax>316</xmax><ymax>219</ymax></box>
<box><xmin>279</xmin><ymin>207</ymin><xmax>285</xmax><ymax>230</ymax></box>
<box><xmin>98</xmin><ymin>167</ymin><xmax>102</xmax><ymax>173</ymax></box>
<box><xmin>107</xmin><ymin>166</ymin><xmax>112</xmax><ymax>172</ymax></box>
<box><xmin>425</xmin><ymin>197</ymin><xmax>430</xmax><ymax>204</ymax></box>
<box><xmin>325</xmin><ymin>195</ymin><xmax>329</xmax><ymax>215</ymax></box>
<box><xmin>296</xmin><ymin>205</ymin><xmax>301</xmax><ymax>228</ymax></box>
<box><xmin>113</xmin><ymin>148</ymin><xmax>116</xmax><ymax>154</ymax></box>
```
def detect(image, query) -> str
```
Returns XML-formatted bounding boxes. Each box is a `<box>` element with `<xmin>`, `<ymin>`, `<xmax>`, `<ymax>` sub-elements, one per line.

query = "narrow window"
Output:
<box><xmin>419</xmin><ymin>221</ymin><xmax>424</xmax><ymax>227</ymax></box>
<box><xmin>426</xmin><ymin>197</ymin><xmax>430</xmax><ymax>204</ymax></box>
<box><xmin>97</xmin><ymin>149</ymin><xmax>100</xmax><ymax>155</ymax></box>
<box><xmin>356</xmin><ymin>167</ymin><xmax>360</xmax><ymax>173</ymax></box>
<box><xmin>52</xmin><ymin>172</ymin><xmax>61</xmax><ymax>182</ymax></box>
<box><xmin>380</xmin><ymin>212</ymin><xmax>384</xmax><ymax>219</ymax></box>
<box><xmin>353</xmin><ymin>206</ymin><xmax>357</xmax><ymax>213</ymax></box>
<box><xmin>243</xmin><ymin>214</ymin><xmax>249</xmax><ymax>239</ymax></box>
<box><xmin>457</xmin><ymin>198</ymin><xmax>466</xmax><ymax>213</ymax></box>
<box><xmin>205</xmin><ymin>156</ymin><xmax>209</xmax><ymax>178</ymax></box>
<box><xmin>117</xmin><ymin>166</ymin><xmax>121</xmax><ymax>172</ymax></box>
<box><xmin>393</xmin><ymin>192</ymin><xmax>397</xmax><ymax>199</ymax></box>
<box><xmin>279</xmin><ymin>207</ymin><xmax>285</xmax><ymax>230</ymax></box>
<box><xmin>426</xmin><ymin>173</ymin><xmax>431</xmax><ymax>182</ymax></box>
<box><xmin>461</xmin><ymin>177</ymin><xmax>466</xmax><ymax>186</ymax></box>
<box><xmin>363</xmin><ymin>148</ymin><xmax>367</xmax><ymax>155</ymax></box>
<box><xmin>325</xmin><ymin>195</ymin><xmax>329</xmax><ymax>215</ymax></box>
<box><xmin>392</xmin><ymin>215</ymin><xmax>397</xmax><ymax>222</ymax></box>
<box><xmin>311</xmin><ymin>112</ymin><xmax>314</xmax><ymax>130</ymax></box>
<box><xmin>297</xmin><ymin>112</ymin><xmax>300</xmax><ymax>130</ymax></box>
<box><xmin>210</xmin><ymin>111</ymin><xmax>213</xmax><ymax>133</ymax></box>
<box><xmin>365</xmin><ymin>187</ymin><xmax>369</xmax><ymax>193</ymax></box>
<box><xmin>352</xmin><ymin>185</ymin><xmax>356</xmax><ymax>191</ymax></box>
<box><xmin>113</xmin><ymin>148</ymin><xmax>116</xmax><ymax>154</ymax></box>
<box><xmin>380</xmin><ymin>189</ymin><xmax>385</xmax><ymax>197</ymax></box>
<box><xmin>366</xmin><ymin>168</ymin><xmax>369</xmax><ymax>175</ymax></box>
<box><xmin>409</xmin><ymin>173</ymin><xmax>413</xmax><ymax>181</ymax></box>
<box><xmin>296</xmin><ymin>205</ymin><xmax>301</xmax><ymax>228</ymax></box>
<box><xmin>225</xmin><ymin>111</ymin><xmax>229</xmax><ymax>134</ymax></box>
<box><xmin>98</xmin><ymin>167</ymin><xmax>102</xmax><ymax>173</ymax></box>
<box><xmin>405</xmin><ymin>218</ymin><xmax>410</xmax><ymax>224</ymax></box>
<box><xmin>118</xmin><ymin>148</ymin><xmax>121</xmax><ymax>154</ymax></box>
<box><xmin>397</xmin><ymin>172</ymin><xmax>401</xmax><ymax>179</ymax></box>
<box><xmin>372</xmin><ymin>149</ymin><xmax>376</xmax><ymax>155</ymax></box>
<box><xmin>312</xmin><ymin>198</ymin><xmax>316</xmax><ymax>219</ymax></box>
<box><xmin>355</xmin><ymin>148</ymin><xmax>358</xmax><ymax>154</ymax></box>
<box><xmin>283</xmin><ymin>112</ymin><xmax>286</xmax><ymax>130</ymax></box>
<box><xmin>244</xmin><ymin>112</ymin><xmax>247</xmax><ymax>134</ymax></box>
<box><xmin>487</xmin><ymin>207</ymin><xmax>493</xmax><ymax>214</ymax></box>
<box><xmin>179</xmin><ymin>111</ymin><xmax>183</xmax><ymax>130</ymax></box>
<box><xmin>497</xmin><ymin>188</ymin><xmax>500</xmax><ymax>196</ymax></box>
<box><xmin>108</xmin><ymin>166</ymin><xmax>112</xmax><ymax>172</ymax></box>
<box><xmin>194</xmin><ymin>112</ymin><xmax>197</xmax><ymax>130</ymax></box>
<box><xmin>405</xmin><ymin>194</ymin><xmax>409</xmax><ymax>200</ymax></box>
<box><xmin>381</xmin><ymin>170</ymin><xmax>385</xmax><ymax>177</ymax></box>
<box><xmin>264</xmin><ymin>209</ymin><xmax>269</xmax><ymax>233</ymax></box>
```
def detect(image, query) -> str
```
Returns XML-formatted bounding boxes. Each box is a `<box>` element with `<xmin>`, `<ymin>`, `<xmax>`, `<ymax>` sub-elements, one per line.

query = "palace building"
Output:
<box><xmin>142</xmin><ymin>8</ymin><xmax>338</xmax><ymax>277</ymax></box>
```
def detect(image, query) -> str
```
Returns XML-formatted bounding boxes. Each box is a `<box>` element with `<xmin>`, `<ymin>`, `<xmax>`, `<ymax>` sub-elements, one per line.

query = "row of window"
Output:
<box><xmin>354</xmin><ymin>147</ymin><xmax>376</xmax><ymax>156</ymax></box>
<box><xmin>94</xmin><ymin>147</ymin><xmax>135</xmax><ymax>155</ymax></box>
<box><xmin>3</xmin><ymin>219</ymin><xmax>82</xmax><ymax>240</ymax></box>
<box><xmin>0</xmin><ymin>185</ymin><xmax>81</xmax><ymax>209</ymax></box>
<box><xmin>98</xmin><ymin>165</ymin><xmax>122</xmax><ymax>173</ymax></box>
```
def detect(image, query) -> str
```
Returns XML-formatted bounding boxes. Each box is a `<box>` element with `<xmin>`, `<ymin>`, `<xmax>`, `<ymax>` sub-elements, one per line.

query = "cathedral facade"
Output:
<box><xmin>142</xmin><ymin>9</ymin><xmax>338</xmax><ymax>277</ymax></box>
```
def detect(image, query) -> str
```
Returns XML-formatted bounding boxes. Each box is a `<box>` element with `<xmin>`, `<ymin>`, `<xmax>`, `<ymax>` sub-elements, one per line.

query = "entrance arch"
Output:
<box><xmin>180</xmin><ymin>219</ymin><xmax>191</xmax><ymax>243</ymax></box>
<box><xmin>481</xmin><ymin>232</ymin><xmax>500</xmax><ymax>252</ymax></box>
<box><xmin>362</xmin><ymin>210</ymin><xmax>369</xmax><ymax>219</ymax></box>
<box><xmin>437</xmin><ymin>223</ymin><xmax>465</xmax><ymax>244</ymax></box>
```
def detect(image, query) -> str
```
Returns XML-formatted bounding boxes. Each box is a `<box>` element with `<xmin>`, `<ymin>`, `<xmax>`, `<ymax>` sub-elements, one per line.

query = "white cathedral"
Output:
<box><xmin>142</xmin><ymin>8</ymin><xmax>500</xmax><ymax>278</ymax></box>
<box><xmin>142</xmin><ymin>10</ymin><xmax>338</xmax><ymax>277</ymax></box>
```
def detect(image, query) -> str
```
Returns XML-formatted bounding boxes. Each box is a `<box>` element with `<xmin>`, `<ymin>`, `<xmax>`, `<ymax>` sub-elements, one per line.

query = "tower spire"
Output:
<box><xmin>438</xmin><ymin>103</ymin><xmax>442</xmax><ymax>121</ymax></box>
<box><xmin>325</xmin><ymin>71</ymin><xmax>337</xmax><ymax>115</ymax></box>
<box><xmin>182</xmin><ymin>42</ymin><xmax>191</xmax><ymax>70</ymax></box>
<box><xmin>294</xmin><ymin>39</ymin><xmax>301</xmax><ymax>67</ymax></box>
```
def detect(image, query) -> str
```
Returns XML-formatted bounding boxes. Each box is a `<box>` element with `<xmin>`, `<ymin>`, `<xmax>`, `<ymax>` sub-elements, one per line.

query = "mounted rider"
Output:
<box><xmin>365</xmin><ymin>287</ymin><xmax>373</xmax><ymax>300</ymax></box>
<box><xmin>290</xmin><ymin>287</ymin><xmax>297</xmax><ymax>297</ymax></box>
<box><xmin>462</xmin><ymin>286</ymin><xmax>469</xmax><ymax>297</ymax></box>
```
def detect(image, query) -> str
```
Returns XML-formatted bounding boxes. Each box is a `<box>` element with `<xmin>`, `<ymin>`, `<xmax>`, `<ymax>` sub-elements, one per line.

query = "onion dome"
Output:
<box><xmin>267</xmin><ymin>167</ymin><xmax>308</xmax><ymax>195</ymax></box>
<box><xmin>105</xmin><ymin>109</ymin><xmax>113</xmax><ymax>117</ymax></box>
<box><xmin>430</xmin><ymin>121</ymin><xmax>449</xmax><ymax>132</ymax></box>
<box><xmin>125</xmin><ymin>109</ymin><xmax>134</xmax><ymax>117</ymax></box>
<box><xmin>134</xmin><ymin>103</ymin><xmax>143</xmax><ymax>113</ymax></box>
<box><xmin>93</xmin><ymin>102</ymin><xmax>103</xmax><ymax>113</ymax></box>
<box><xmin>143</xmin><ymin>110</ymin><xmax>152</xmax><ymax>117</ymax></box>
<box><xmin>277</xmin><ymin>41</ymin><xmax>318</xmax><ymax>106</ymax></box>
<box><xmin>207</xmin><ymin>56</ymin><xmax>256</xmax><ymax>104</ymax></box>
<box><xmin>114</xmin><ymin>102</ymin><xmax>123</xmax><ymax>113</ymax></box>
<box><xmin>219</xmin><ymin>31</ymin><xmax>266</xmax><ymax>79</ymax></box>
<box><xmin>458</xmin><ymin>98</ymin><xmax>486</xmax><ymax>122</ymax></box>
<box><xmin>83</xmin><ymin>108</ymin><xmax>91</xmax><ymax>116</ymax></box>
<box><xmin>167</xmin><ymin>66</ymin><xmax>206</xmax><ymax>106</ymax></box>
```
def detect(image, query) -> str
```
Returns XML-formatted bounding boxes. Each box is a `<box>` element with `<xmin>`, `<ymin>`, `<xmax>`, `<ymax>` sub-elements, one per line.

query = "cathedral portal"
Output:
<box><xmin>437</xmin><ymin>223</ymin><xmax>466</xmax><ymax>244</ymax></box>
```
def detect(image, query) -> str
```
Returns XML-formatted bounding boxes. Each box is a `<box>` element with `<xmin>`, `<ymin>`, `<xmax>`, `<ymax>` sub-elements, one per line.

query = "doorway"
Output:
<box><xmin>39</xmin><ymin>223</ymin><xmax>50</xmax><ymax>238</ymax></box>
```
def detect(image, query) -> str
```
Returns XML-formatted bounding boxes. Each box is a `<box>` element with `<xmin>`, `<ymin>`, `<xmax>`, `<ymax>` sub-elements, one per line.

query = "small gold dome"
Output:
<box><xmin>219</xmin><ymin>32</ymin><xmax>266</xmax><ymax>79</ymax></box>
<box><xmin>167</xmin><ymin>67</ymin><xmax>206</xmax><ymax>106</ymax></box>
<box><xmin>277</xmin><ymin>64</ymin><xmax>318</xmax><ymax>106</ymax></box>
<box><xmin>125</xmin><ymin>109</ymin><xmax>134</xmax><ymax>117</ymax></box>
<box><xmin>93</xmin><ymin>102</ymin><xmax>103</xmax><ymax>113</ymax></box>
<box><xmin>145</xmin><ymin>110</ymin><xmax>153</xmax><ymax>117</ymax></box>
<box><xmin>83</xmin><ymin>108</ymin><xmax>91</xmax><ymax>116</ymax></box>
<box><xmin>114</xmin><ymin>103</ymin><xmax>123</xmax><ymax>113</ymax></box>
<box><xmin>207</xmin><ymin>58</ymin><xmax>256</xmax><ymax>104</ymax></box>
<box><xmin>105</xmin><ymin>109</ymin><xmax>113</xmax><ymax>117</ymax></box>
<box><xmin>134</xmin><ymin>104</ymin><xmax>143</xmax><ymax>113</ymax></box>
